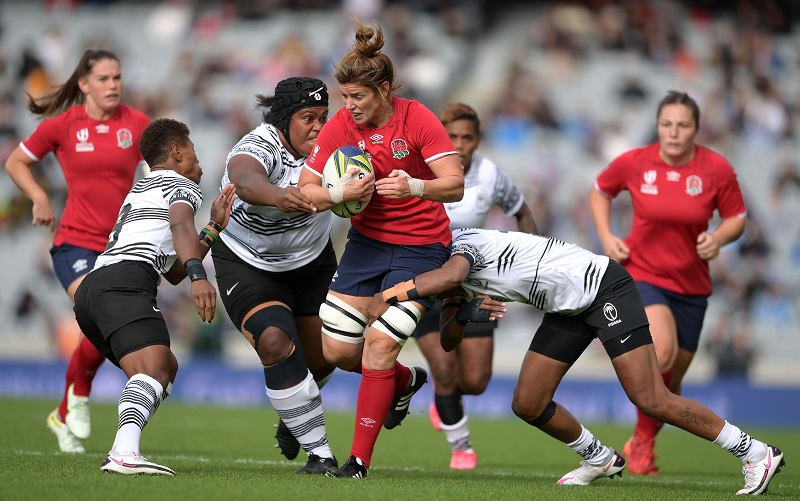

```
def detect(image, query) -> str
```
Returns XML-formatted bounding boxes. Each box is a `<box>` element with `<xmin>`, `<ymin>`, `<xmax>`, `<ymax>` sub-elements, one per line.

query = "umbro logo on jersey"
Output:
<box><xmin>95</xmin><ymin>124</ymin><xmax>110</xmax><ymax>133</ymax></box>
<box><xmin>369</xmin><ymin>134</ymin><xmax>383</xmax><ymax>144</ymax></box>
<box><xmin>360</xmin><ymin>417</ymin><xmax>377</xmax><ymax>427</ymax></box>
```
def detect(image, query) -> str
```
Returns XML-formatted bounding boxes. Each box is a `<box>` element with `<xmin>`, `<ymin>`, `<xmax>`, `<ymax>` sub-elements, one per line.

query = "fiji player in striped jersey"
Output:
<box><xmin>210</xmin><ymin>78</ymin><xmax>338</xmax><ymax>474</ymax></box>
<box><xmin>369</xmin><ymin>228</ymin><xmax>785</xmax><ymax>495</ymax></box>
<box><xmin>73</xmin><ymin>118</ymin><xmax>235</xmax><ymax>476</ymax></box>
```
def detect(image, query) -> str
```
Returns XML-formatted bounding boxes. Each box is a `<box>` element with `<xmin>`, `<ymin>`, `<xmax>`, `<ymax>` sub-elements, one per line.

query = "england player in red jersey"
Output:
<box><xmin>297</xmin><ymin>20</ymin><xmax>463</xmax><ymax>479</ymax></box>
<box><xmin>589</xmin><ymin>91</ymin><xmax>747</xmax><ymax>475</ymax></box>
<box><xmin>5</xmin><ymin>49</ymin><xmax>150</xmax><ymax>453</ymax></box>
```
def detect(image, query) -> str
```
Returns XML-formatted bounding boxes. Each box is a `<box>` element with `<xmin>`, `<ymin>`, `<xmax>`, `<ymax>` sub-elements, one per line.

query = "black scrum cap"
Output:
<box><xmin>270</xmin><ymin>77</ymin><xmax>328</xmax><ymax>136</ymax></box>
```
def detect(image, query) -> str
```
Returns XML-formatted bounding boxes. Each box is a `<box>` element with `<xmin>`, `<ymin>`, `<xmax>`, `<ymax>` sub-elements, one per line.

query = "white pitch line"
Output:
<box><xmin>9</xmin><ymin>449</ymin><xmax>799</xmax><ymax>491</ymax></box>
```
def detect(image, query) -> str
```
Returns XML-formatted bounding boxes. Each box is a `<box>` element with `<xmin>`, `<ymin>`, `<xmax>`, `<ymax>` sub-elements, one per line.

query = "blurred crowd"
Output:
<box><xmin>1</xmin><ymin>0</ymin><xmax>799</xmax><ymax>379</ymax></box>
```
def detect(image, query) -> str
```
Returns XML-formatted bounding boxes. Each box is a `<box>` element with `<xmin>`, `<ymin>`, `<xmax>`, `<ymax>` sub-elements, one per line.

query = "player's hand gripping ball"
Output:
<box><xmin>323</xmin><ymin>145</ymin><xmax>373</xmax><ymax>218</ymax></box>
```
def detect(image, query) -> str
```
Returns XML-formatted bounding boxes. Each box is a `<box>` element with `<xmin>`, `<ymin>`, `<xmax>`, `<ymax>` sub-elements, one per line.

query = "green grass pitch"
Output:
<box><xmin>1</xmin><ymin>398</ymin><xmax>797</xmax><ymax>500</ymax></box>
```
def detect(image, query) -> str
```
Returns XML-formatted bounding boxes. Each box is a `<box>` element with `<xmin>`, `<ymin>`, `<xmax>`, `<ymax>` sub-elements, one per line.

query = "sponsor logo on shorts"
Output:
<box><xmin>72</xmin><ymin>259</ymin><xmax>89</xmax><ymax>274</ymax></box>
<box><xmin>619</xmin><ymin>334</ymin><xmax>632</xmax><ymax>343</ymax></box>
<box><xmin>226</xmin><ymin>282</ymin><xmax>239</xmax><ymax>296</ymax></box>
<box><xmin>603</xmin><ymin>302</ymin><xmax>621</xmax><ymax>327</ymax></box>
<box><xmin>153</xmin><ymin>306</ymin><xmax>161</xmax><ymax>313</ymax></box>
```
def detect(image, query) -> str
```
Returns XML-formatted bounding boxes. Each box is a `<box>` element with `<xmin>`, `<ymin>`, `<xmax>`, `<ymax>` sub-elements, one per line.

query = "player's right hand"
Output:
<box><xmin>32</xmin><ymin>196</ymin><xmax>56</xmax><ymax>232</ymax></box>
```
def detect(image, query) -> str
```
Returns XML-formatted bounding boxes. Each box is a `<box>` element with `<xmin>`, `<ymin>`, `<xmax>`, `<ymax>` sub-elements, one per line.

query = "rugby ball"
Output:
<box><xmin>322</xmin><ymin>145</ymin><xmax>373</xmax><ymax>218</ymax></box>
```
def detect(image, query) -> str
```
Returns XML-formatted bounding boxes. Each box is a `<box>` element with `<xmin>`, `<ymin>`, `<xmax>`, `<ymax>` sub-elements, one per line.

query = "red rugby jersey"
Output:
<box><xmin>594</xmin><ymin>143</ymin><xmax>746</xmax><ymax>296</ymax></box>
<box><xmin>306</xmin><ymin>97</ymin><xmax>456</xmax><ymax>247</ymax></box>
<box><xmin>21</xmin><ymin>104</ymin><xmax>150</xmax><ymax>252</ymax></box>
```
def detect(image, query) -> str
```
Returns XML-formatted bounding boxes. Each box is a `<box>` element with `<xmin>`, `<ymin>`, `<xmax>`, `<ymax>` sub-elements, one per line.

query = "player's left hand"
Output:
<box><xmin>456</xmin><ymin>296</ymin><xmax>506</xmax><ymax>324</ymax></box>
<box><xmin>375</xmin><ymin>169</ymin><xmax>420</xmax><ymax>199</ymax></box>
<box><xmin>210</xmin><ymin>184</ymin><xmax>236</xmax><ymax>229</ymax></box>
<box><xmin>367</xmin><ymin>292</ymin><xmax>390</xmax><ymax>325</ymax></box>
<box><xmin>190</xmin><ymin>279</ymin><xmax>217</xmax><ymax>323</ymax></box>
<box><xmin>696</xmin><ymin>231</ymin><xmax>720</xmax><ymax>261</ymax></box>
<box><xmin>276</xmin><ymin>186</ymin><xmax>316</xmax><ymax>213</ymax></box>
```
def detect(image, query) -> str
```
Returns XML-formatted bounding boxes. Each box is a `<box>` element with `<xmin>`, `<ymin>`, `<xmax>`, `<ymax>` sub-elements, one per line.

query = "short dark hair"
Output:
<box><xmin>439</xmin><ymin>102</ymin><xmax>481</xmax><ymax>135</ymax></box>
<box><xmin>657</xmin><ymin>90</ymin><xmax>700</xmax><ymax>128</ymax></box>
<box><xmin>139</xmin><ymin>118</ymin><xmax>190</xmax><ymax>166</ymax></box>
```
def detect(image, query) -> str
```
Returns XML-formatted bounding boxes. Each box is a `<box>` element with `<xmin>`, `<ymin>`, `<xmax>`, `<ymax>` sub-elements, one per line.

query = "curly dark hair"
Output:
<box><xmin>138</xmin><ymin>118</ymin><xmax>190</xmax><ymax>167</ymax></box>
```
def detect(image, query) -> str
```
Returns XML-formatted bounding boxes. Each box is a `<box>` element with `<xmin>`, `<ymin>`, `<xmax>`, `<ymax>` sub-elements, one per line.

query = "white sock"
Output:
<box><xmin>111</xmin><ymin>373</ymin><xmax>164</xmax><ymax>456</ymax></box>
<box><xmin>441</xmin><ymin>415</ymin><xmax>473</xmax><ymax>453</ymax></box>
<box><xmin>713</xmin><ymin>420</ymin><xmax>767</xmax><ymax>463</ymax></box>
<box><xmin>566</xmin><ymin>425</ymin><xmax>613</xmax><ymax>466</ymax></box>
<box><xmin>266</xmin><ymin>371</ymin><xmax>333</xmax><ymax>459</ymax></box>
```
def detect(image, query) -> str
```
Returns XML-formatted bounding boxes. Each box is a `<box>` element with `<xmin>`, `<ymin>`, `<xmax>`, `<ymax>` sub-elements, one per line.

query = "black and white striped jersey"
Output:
<box><xmin>94</xmin><ymin>170</ymin><xmax>203</xmax><ymax>274</ymax></box>
<box><xmin>219</xmin><ymin>123</ymin><xmax>332</xmax><ymax>272</ymax></box>
<box><xmin>444</xmin><ymin>153</ymin><xmax>525</xmax><ymax>229</ymax></box>
<box><xmin>451</xmin><ymin>228</ymin><xmax>609</xmax><ymax>315</ymax></box>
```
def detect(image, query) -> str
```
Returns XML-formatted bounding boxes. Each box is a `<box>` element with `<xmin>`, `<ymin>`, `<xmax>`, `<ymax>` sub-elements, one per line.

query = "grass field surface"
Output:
<box><xmin>1</xmin><ymin>398</ymin><xmax>797</xmax><ymax>500</ymax></box>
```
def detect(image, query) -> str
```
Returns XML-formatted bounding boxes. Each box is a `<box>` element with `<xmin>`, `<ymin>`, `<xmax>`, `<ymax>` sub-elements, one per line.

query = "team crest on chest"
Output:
<box><xmin>686</xmin><ymin>175</ymin><xmax>703</xmax><ymax>196</ymax></box>
<box><xmin>640</xmin><ymin>169</ymin><xmax>658</xmax><ymax>195</ymax></box>
<box><xmin>391</xmin><ymin>138</ymin><xmax>409</xmax><ymax>159</ymax></box>
<box><xmin>117</xmin><ymin>128</ymin><xmax>134</xmax><ymax>149</ymax></box>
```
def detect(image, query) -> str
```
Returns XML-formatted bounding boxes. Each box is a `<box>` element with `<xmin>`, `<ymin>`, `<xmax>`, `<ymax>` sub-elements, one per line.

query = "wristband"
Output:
<box><xmin>208</xmin><ymin>219</ymin><xmax>223</xmax><ymax>232</ymax></box>
<box><xmin>382</xmin><ymin>279</ymin><xmax>420</xmax><ymax>304</ymax></box>
<box><xmin>184</xmin><ymin>258</ymin><xmax>207</xmax><ymax>282</ymax></box>
<box><xmin>397</xmin><ymin>170</ymin><xmax>424</xmax><ymax>198</ymax></box>
<box><xmin>199</xmin><ymin>226</ymin><xmax>218</xmax><ymax>247</ymax></box>
<box><xmin>329</xmin><ymin>184</ymin><xmax>345</xmax><ymax>204</ymax></box>
<box><xmin>407</xmin><ymin>177</ymin><xmax>424</xmax><ymax>197</ymax></box>
<box><xmin>455</xmin><ymin>298</ymin><xmax>491</xmax><ymax>325</ymax></box>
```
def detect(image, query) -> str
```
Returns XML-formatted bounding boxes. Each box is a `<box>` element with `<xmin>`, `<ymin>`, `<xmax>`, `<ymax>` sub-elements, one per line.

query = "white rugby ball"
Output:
<box><xmin>322</xmin><ymin>145</ymin><xmax>374</xmax><ymax>218</ymax></box>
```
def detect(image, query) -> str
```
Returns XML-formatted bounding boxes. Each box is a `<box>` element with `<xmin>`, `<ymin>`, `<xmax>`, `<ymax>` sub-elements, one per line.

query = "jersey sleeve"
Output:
<box><xmin>305</xmin><ymin>111</ymin><xmax>349</xmax><ymax>175</ymax></box>
<box><xmin>714</xmin><ymin>158</ymin><xmax>747</xmax><ymax>218</ymax></box>
<box><xmin>594</xmin><ymin>152</ymin><xmax>633</xmax><ymax>198</ymax></box>
<box><xmin>450</xmin><ymin>230</ymin><xmax>488</xmax><ymax>268</ymax></box>
<box><xmin>413</xmin><ymin>103</ymin><xmax>457</xmax><ymax>164</ymax></box>
<box><xmin>229</xmin><ymin>133</ymin><xmax>279</xmax><ymax>176</ymax></box>
<box><xmin>20</xmin><ymin>115</ymin><xmax>64</xmax><ymax>160</ymax></box>
<box><xmin>167</xmin><ymin>179</ymin><xmax>203</xmax><ymax>215</ymax></box>
<box><xmin>491</xmin><ymin>167</ymin><xmax>525</xmax><ymax>216</ymax></box>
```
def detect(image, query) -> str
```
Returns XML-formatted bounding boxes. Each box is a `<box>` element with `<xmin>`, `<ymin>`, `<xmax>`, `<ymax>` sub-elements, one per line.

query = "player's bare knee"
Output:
<box><xmin>257</xmin><ymin>328</ymin><xmax>294</xmax><ymax>366</ymax></box>
<box><xmin>513</xmin><ymin>399</ymin><xmax>556</xmax><ymax>427</ymax></box>
<box><xmin>461</xmin><ymin>370</ymin><xmax>491</xmax><ymax>395</ymax></box>
<box><xmin>244</xmin><ymin>305</ymin><xmax>298</xmax><ymax>366</ymax></box>
<box><xmin>321</xmin><ymin>335</ymin><xmax>359</xmax><ymax>369</ymax></box>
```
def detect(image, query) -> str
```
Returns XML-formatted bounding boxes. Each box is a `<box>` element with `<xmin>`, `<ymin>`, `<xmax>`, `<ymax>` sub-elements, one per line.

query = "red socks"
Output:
<box><xmin>58</xmin><ymin>336</ymin><xmax>105</xmax><ymax>421</ymax></box>
<box><xmin>394</xmin><ymin>362</ymin><xmax>411</xmax><ymax>395</ymax></box>
<box><xmin>634</xmin><ymin>371</ymin><xmax>672</xmax><ymax>441</ymax></box>
<box><xmin>351</xmin><ymin>368</ymin><xmax>394</xmax><ymax>468</ymax></box>
<box><xmin>350</xmin><ymin>360</ymin><xmax>411</xmax><ymax>394</ymax></box>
